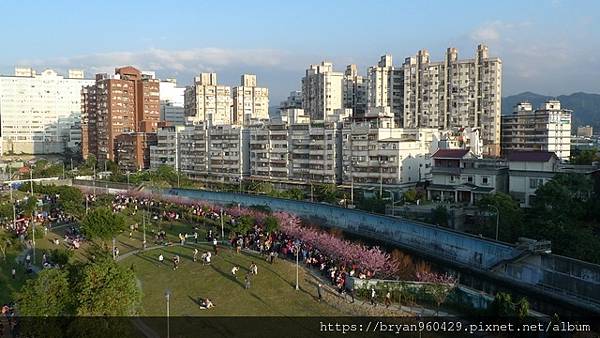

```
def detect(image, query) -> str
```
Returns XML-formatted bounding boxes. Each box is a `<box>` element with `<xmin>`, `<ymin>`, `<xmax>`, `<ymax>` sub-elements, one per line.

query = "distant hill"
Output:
<box><xmin>502</xmin><ymin>92</ymin><xmax>600</xmax><ymax>128</ymax></box>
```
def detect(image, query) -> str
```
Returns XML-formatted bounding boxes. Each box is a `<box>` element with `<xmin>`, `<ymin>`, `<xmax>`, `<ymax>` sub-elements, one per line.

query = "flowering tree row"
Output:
<box><xmin>273</xmin><ymin>211</ymin><xmax>399</xmax><ymax>278</ymax></box>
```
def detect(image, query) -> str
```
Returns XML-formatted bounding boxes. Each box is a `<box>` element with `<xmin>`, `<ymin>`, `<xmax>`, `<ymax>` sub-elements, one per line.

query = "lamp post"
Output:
<box><xmin>294</xmin><ymin>242</ymin><xmax>300</xmax><ymax>290</ymax></box>
<box><xmin>220</xmin><ymin>208</ymin><xmax>224</xmax><ymax>239</ymax></box>
<box><xmin>164</xmin><ymin>289</ymin><xmax>171</xmax><ymax>338</ymax></box>
<box><xmin>486</xmin><ymin>204</ymin><xmax>500</xmax><ymax>241</ymax></box>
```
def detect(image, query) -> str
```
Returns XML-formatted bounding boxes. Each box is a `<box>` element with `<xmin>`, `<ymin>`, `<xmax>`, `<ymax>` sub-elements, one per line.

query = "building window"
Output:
<box><xmin>467</xmin><ymin>176</ymin><xmax>473</xmax><ymax>183</ymax></box>
<box><xmin>481</xmin><ymin>176</ymin><xmax>489</xmax><ymax>185</ymax></box>
<box><xmin>529</xmin><ymin>178</ymin><xmax>544</xmax><ymax>189</ymax></box>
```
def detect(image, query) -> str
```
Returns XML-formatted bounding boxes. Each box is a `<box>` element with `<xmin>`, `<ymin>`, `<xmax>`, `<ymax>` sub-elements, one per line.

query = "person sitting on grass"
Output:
<box><xmin>199</xmin><ymin>298</ymin><xmax>214</xmax><ymax>309</ymax></box>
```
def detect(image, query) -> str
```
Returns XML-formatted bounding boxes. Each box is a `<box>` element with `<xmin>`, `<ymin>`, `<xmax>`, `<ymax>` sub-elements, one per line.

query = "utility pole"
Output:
<box><xmin>310</xmin><ymin>183</ymin><xmax>314</xmax><ymax>202</ymax></box>
<box><xmin>350</xmin><ymin>175</ymin><xmax>354</xmax><ymax>205</ymax></box>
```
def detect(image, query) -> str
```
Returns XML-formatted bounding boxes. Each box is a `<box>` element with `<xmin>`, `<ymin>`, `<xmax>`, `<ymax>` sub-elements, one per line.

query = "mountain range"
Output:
<box><xmin>502</xmin><ymin>92</ymin><xmax>600</xmax><ymax>129</ymax></box>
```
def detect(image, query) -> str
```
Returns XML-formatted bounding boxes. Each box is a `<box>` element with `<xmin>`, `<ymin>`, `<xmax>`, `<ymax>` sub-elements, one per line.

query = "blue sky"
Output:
<box><xmin>1</xmin><ymin>0</ymin><xmax>598</xmax><ymax>103</ymax></box>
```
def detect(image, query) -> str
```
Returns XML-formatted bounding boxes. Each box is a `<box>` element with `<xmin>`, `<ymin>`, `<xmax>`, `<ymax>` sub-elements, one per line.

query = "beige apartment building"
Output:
<box><xmin>343</xmin><ymin>65</ymin><xmax>368</xmax><ymax>118</ymax></box>
<box><xmin>301</xmin><ymin>62</ymin><xmax>344</xmax><ymax>121</ymax></box>
<box><xmin>367</xmin><ymin>55</ymin><xmax>404</xmax><ymax>120</ymax></box>
<box><xmin>501</xmin><ymin>100</ymin><xmax>572</xmax><ymax>162</ymax></box>
<box><xmin>184</xmin><ymin>73</ymin><xmax>232</xmax><ymax>125</ymax></box>
<box><xmin>232</xmin><ymin>74</ymin><xmax>269</xmax><ymax>125</ymax></box>
<box><xmin>402</xmin><ymin>45</ymin><xmax>502</xmax><ymax>156</ymax></box>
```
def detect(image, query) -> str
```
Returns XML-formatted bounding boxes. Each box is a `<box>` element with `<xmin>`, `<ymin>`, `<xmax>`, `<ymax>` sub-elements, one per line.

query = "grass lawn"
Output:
<box><xmin>123</xmin><ymin>244</ymin><xmax>346</xmax><ymax>317</ymax></box>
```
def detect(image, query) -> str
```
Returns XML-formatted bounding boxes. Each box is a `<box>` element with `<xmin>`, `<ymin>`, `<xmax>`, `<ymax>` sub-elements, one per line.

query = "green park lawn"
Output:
<box><xmin>123</xmin><ymin>243</ymin><xmax>345</xmax><ymax>317</ymax></box>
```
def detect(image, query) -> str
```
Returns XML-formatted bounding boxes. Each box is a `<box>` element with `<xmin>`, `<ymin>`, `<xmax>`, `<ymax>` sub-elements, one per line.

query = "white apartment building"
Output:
<box><xmin>232</xmin><ymin>74</ymin><xmax>269</xmax><ymax>125</ymax></box>
<box><xmin>249</xmin><ymin>121</ymin><xmax>290</xmax><ymax>181</ymax></box>
<box><xmin>149</xmin><ymin>124</ymin><xmax>185</xmax><ymax>170</ymax></box>
<box><xmin>184</xmin><ymin>73</ymin><xmax>232</xmax><ymax>125</ymax></box>
<box><xmin>402</xmin><ymin>45</ymin><xmax>502</xmax><ymax>156</ymax></box>
<box><xmin>367</xmin><ymin>55</ymin><xmax>403</xmax><ymax>119</ymax></box>
<box><xmin>343</xmin><ymin>65</ymin><xmax>368</xmax><ymax>118</ymax></box>
<box><xmin>501</xmin><ymin>100</ymin><xmax>572</xmax><ymax>162</ymax></box>
<box><xmin>150</xmin><ymin>121</ymin><xmax>249</xmax><ymax>183</ymax></box>
<box><xmin>209</xmin><ymin>124</ymin><xmax>250</xmax><ymax>182</ymax></box>
<box><xmin>341</xmin><ymin>114</ymin><xmax>436</xmax><ymax>190</ymax></box>
<box><xmin>0</xmin><ymin>67</ymin><xmax>94</xmax><ymax>155</ymax></box>
<box><xmin>159</xmin><ymin>79</ymin><xmax>185</xmax><ymax>125</ymax></box>
<box><xmin>301</xmin><ymin>62</ymin><xmax>344</xmax><ymax>121</ymax></box>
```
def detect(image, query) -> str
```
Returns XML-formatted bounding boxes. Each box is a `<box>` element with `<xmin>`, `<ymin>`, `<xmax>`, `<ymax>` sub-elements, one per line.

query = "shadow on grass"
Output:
<box><xmin>209</xmin><ymin>264</ymin><xmax>245</xmax><ymax>288</ymax></box>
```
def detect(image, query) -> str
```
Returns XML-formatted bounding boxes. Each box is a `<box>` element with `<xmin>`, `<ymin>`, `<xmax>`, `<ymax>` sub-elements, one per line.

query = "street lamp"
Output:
<box><xmin>294</xmin><ymin>241</ymin><xmax>300</xmax><ymax>290</ymax></box>
<box><xmin>220</xmin><ymin>208</ymin><xmax>224</xmax><ymax>239</ymax></box>
<box><xmin>164</xmin><ymin>289</ymin><xmax>171</xmax><ymax>338</ymax></box>
<box><xmin>485</xmin><ymin>204</ymin><xmax>500</xmax><ymax>241</ymax></box>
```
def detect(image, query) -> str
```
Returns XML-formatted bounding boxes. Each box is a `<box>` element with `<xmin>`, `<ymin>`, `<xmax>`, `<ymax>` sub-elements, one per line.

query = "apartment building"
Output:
<box><xmin>149</xmin><ymin>124</ymin><xmax>185</xmax><ymax>170</ymax></box>
<box><xmin>232</xmin><ymin>74</ymin><xmax>269</xmax><ymax>125</ymax></box>
<box><xmin>402</xmin><ymin>45</ymin><xmax>502</xmax><ymax>156</ymax></box>
<box><xmin>150</xmin><ymin>122</ymin><xmax>249</xmax><ymax>183</ymax></box>
<box><xmin>159</xmin><ymin>79</ymin><xmax>185</xmax><ymax>125</ymax></box>
<box><xmin>341</xmin><ymin>114</ymin><xmax>435</xmax><ymax>191</ymax></box>
<box><xmin>178</xmin><ymin>123</ymin><xmax>209</xmax><ymax>179</ymax></box>
<box><xmin>280</xmin><ymin>90</ymin><xmax>302</xmax><ymax>110</ymax></box>
<box><xmin>577</xmin><ymin>125</ymin><xmax>593</xmax><ymax>137</ymax></box>
<box><xmin>0</xmin><ymin>67</ymin><xmax>93</xmax><ymax>155</ymax></box>
<box><xmin>209</xmin><ymin>124</ymin><xmax>250</xmax><ymax>182</ymax></box>
<box><xmin>114</xmin><ymin>132</ymin><xmax>158</xmax><ymax>171</ymax></box>
<box><xmin>249</xmin><ymin>121</ymin><xmax>290</xmax><ymax>181</ymax></box>
<box><xmin>367</xmin><ymin>55</ymin><xmax>404</xmax><ymax>120</ymax></box>
<box><xmin>184</xmin><ymin>73</ymin><xmax>232</xmax><ymax>125</ymax></box>
<box><xmin>82</xmin><ymin>66</ymin><xmax>160</xmax><ymax>168</ymax></box>
<box><xmin>343</xmin><ymin>65</ymin><xmax>368</xmax><ymax>118</ymax></box>
<box><xmin>301</xmin><ymin>62</ymin><xmax>344</xmax><ymax>121</ymax></box>
<box><xmin>501</xmin><ymin>100</ymin><xmax>571</xmax><ymax>162</ymax></box>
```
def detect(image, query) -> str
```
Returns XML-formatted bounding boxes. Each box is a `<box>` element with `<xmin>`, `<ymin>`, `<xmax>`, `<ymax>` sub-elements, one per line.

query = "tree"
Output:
<box><xmin>489</xmin><ymin>292</ymin><xmax>514</xmax><ymax>317</ymax></box>
<box><xmin>403</xmin><ymin>189</ymin><xmax>422</xmax><ymax>203</ymax></box>
<box><xmin>16</xmin><ymin>269</ymin><xmax>73</xmax><ymax>316</ymax></box>
<box><xmin>430</xmin><ymin>206</ymin><xmax>449</xmax><ymax>227</ymax></box>
<box><xmin>515</xmin><ymin>297</ymin><xmax>530</xmax><ymax>320</ymax></box>
<box><xmin>0</xmin><ymin>229</ymin><xmax>14</xmax><ymax>261</ymax></box>
<box><xmin>263</xmin><ymin>216</ymin><xmax>279</xmax><ymax>233</ymax></box>
<box><xmin>80</xmin><ymin>208</ymin><xmax>125</xmax><ymax>243</ymax></box>
<box><xmin>476</xmin><ymin>193</ymin><xmax>524</xmax><ymax>241</ymax></box>
<box><xmin>74</xmin><ymin>258</ymin><xmax>141</xmax><ymax>316</ymax></box>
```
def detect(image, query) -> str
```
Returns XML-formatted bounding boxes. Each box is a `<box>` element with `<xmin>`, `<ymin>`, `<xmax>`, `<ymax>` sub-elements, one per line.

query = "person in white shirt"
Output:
<box><xmin>231</xmin><ymin>266</ymin><xmax>239</xmax><ymax>278</ymax></box>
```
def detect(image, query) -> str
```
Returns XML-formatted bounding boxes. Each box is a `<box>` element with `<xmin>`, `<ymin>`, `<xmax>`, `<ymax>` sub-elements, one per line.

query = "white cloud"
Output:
<box><xmin>17</xmin><ymin>47</ymin><xmax>304</xmax><ymax>76</ymax></box>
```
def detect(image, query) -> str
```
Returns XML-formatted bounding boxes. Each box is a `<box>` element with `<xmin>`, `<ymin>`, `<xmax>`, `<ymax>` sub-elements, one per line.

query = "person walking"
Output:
<box><xmin>317</xmin><ymin>283</ymin><xmax>323</xmax><ymax>302</ymax></box>
<box><xmin>193</xmin><ymin>248</ymin><xmax>199</xmax><ymax>262</ymax></box>
<box><xmin>11</xmin><ymin>267</ymin><xmax>16</xmax><ymax>279</ymax></box>
<box><xmin>250</xmin><ymin>262</ymin><xmax>258</xmax><ymax>275</ymax></box>
<box><xmin>370</xmin><ymin>287</ymin><xmax>377</xmax><ymax>307</ymax></box>
<box><xmin>194</xmin><ymin>232</ymin><xmax>198</xmax><ymax>244</ymax></box>
<box><xmin>231</xmin><ymin>266</ymin><xmax>239</xmax><ymax>279</ymax></box>
<box><xmin>213</xmin><ymin>238</ymin><xmax>218</xmax><ymax>255</ymax></box>
<box><xmin>384</xmin><ymin>290</ymin><xmax>392</xmax><ymax>308</ymax></box>
<box><xmin>244</xmin><ymin>273</ymin><xmax>251</xmax><ymax>289</ymax></box>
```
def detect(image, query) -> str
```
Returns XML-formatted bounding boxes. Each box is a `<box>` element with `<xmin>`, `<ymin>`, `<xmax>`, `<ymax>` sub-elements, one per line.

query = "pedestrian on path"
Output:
<box><xmin>317</xmin><ymin>283</ymin><xmax>323</xmax><ymax>302</ymax></box>
<box><xmin>244</xmin><ymin>273</ymin><xmax>251</xmax><ymax>289</ymax></box>
<box><xmin>213</xmin><ymin>238</ymin><xmax>218</xmax><ymax>255</ymax></box>
<box><xmin>370</xmin><ymin>287</ymin><xmax>377</xmax><ymax>307</ymax></box>
<box><xmin>193</xmin><ymin>248</ymin><xmax>199</xmax><ymax>262</ymax></box>
<box><xmin>384</xmin><ymin>290</ymin><xmax>392</xmax><ymax>308</ymax></box>
<box><xmin>194</xmin><ymin>232</ymin><xmax>198</xmax><ymax>244</ymax></box>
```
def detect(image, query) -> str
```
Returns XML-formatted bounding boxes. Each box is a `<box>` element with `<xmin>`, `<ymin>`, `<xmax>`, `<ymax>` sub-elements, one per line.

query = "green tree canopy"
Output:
<box><xmin>477</xmin><ymin>193</ymin><xmax>524</xmax><ymax>241</ymax></box>
<box><xmin>74</xmin><ymin>258</ymin><xmax>141</xmax><ymax>316</ymax></box>
<box><xmin>80</xmin><ymin>208</ymin><xmax>125</xmax><ymax>241</ymax></box>
<box><xmin>16</xmin><ymin>269</ymin><xmax>73</xmax><ymax>316</ymax></box>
